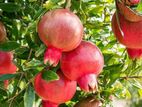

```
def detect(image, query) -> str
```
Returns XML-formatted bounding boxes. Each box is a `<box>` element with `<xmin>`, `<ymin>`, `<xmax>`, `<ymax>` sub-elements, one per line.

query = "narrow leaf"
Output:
<box><xmin>24</xmin><ymin>86</ymin><xmax>35</xmax><ymax>107</ymax></box>
<box><xmin>0</xmin><ymin>74</ymin><xmax>17</xmax><ymax>81</ymax></box>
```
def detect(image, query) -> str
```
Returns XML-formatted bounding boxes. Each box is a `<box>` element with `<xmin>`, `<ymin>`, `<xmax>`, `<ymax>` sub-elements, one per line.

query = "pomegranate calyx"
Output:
<box><xmin>77</xmin><ymin>74</ymin><xmax>98</xmax><ymax>92</ymax></box>
<box><xmin>44</xmin><ymin>47</ymin><xmax>62</xmax><ymax>67</ymax></box>
<box><xmin>42</xmin><ymin>100</ymin><xmax>58</xmax><ymax>107</ymax></box>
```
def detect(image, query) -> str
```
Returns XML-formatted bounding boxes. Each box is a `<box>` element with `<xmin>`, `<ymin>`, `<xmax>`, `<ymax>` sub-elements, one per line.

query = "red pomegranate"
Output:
<box><xmin>111</xmin><ymin>12</ymin><xmax>142</xmax><ymax>49</ymax></box>
<box><xmin>0</xmin><ymin>51</ymin><xmax>17</xmax><ymax>89</ymax></box>
<box><xmin>126</xmin><ymin>48</ymin><xmax>142</xmax><ymax>59</ymax></box>
<box><xmin>38</xmin><ymin>9</ymin><xmax>83</xmax><ymax>66</ymax></box>
<box><xmin>61</xmin><ymin>41</ymin><xmax>104</xmax><ymax>92</ymax></box>
<box><xmin>122</xmin><ymin>0</ymin><xmax>141</xmax><ymax>5</ymax></box>
<box><xmin>0</xmin><ymin>51</ymin><xmax>17</xmax><ymax>74</ymax></box>
<box><xmin>0</xmin><ymin>22</ymin><xmax>6</xmax><ymax>42</ymax></box>
<box><xmin>34</xmin><ymin>71</ymin><xmax>77</xmax><ymax>107</ymax></box>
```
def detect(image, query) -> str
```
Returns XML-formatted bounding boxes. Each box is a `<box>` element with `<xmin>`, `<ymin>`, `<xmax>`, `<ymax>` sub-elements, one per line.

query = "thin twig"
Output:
<box><xmin>121</xmin><ymin>76</ymin><xmax>142</xmax><ymax>79</ymax></box>
<box><xmin>27</xmin><ymin>49</ymin><xmax>33</xmax><ymax>61</ymax></box>
<box><xmin>65</xmin><ymin>0</ymin><xmax>71</xmax><ymax>10</ymax></box>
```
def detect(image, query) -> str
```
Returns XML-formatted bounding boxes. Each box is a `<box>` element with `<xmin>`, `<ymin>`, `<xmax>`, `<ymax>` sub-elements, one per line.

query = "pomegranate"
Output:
<box><xmin>0</xmin><ymin>51</ymin><xmax>17</xmax><ymax>89</ymax></box>
<box><xmin>38</xmin><ymin>9</ymin><xmax>83</xmax><ymax>66</ymax></box>
<box><xmin>111</xmin><ymin>12</ymin><xmax>142</xmax><ymax>49</ymax></box>
<box><xmin>34</xmin><ymin>71</ymin><xmax>77</xmax><ymax>107</ymax></box>
<box><xmin>0</xmin><ymin>22</ymin><xmax>6</xmax><ymax>42</ymax></box>
<box><xmin>0</xmin><ymin>51</ymin><xmax>17</xmax><ymax>74</ymax></box>
<box><xmin>129</xmin><ymin>0</ymin><xmax>140</xmax><ymax>5</ymax></box>
<box><xmin>122</xmin><ymin>0</ymin><xmax>141</xmax><ymax>5</ymax></box>
<box><xmin>61</xmin><ymin>41</ymin><xmax>104</xmax><ymax>92</ymax></box>
<box><xmin>126</xmin><ymin>48</ymin><xmax>142</xmax><ymax>59</ymax></box>
<box><xmin>74</xmin><ymin>96</ymin><xmax>102</xmax><ymax>107</ymax></box>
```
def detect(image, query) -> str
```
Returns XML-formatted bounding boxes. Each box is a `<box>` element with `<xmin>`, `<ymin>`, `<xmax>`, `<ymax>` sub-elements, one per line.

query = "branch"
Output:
<box><xmin>120</xmin><ymin>76</ymin><xmax>142</xmax><ymax>79</ymax></box>
<box><xmin>65</xmin><ymin>0</ymin><xmax>71</xmax><ymax>10</ymax></box>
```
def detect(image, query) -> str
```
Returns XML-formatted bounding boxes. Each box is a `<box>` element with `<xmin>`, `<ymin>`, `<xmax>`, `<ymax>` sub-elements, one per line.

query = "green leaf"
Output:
<box><xmin>0</xmin><ymin>41</ymin><xmax>20</xmax><ymax>51</ymax></box>
<box><xmin>0</xmin><ymin>3</ymin><xmax>20</xmax><ymax>12</ymax></box>
<box><xmin>42</xmin><ymin>70</ymin><xmax>59</xmax><ymax>82</ymax></box>
<box><xmin>24</xmin><ymin>86</ymin><xmax>35</xmax><ymax>107</ymax></box>
<box><xmin>0</xmin><ymin>74</ymin><xmax>17</xmax><ymax>81</ymax></box>
<box><xmin>35</xmin><ymin>44</ymin><xmax>46</xmax><ymax>57</ymax></box>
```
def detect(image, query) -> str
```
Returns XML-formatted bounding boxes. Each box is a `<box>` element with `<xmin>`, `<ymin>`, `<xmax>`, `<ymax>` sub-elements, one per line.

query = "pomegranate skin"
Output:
<box><xmin>129</xmin><ymin>0</ymin><xmax>140</xmax><ymax>4</ymax></box>
<box><xmin>0</xmin><ymin>22</ymin><xmax>6</xmax><ymax>42</ymax></box>
<box><xmin>38</xmin><ymin>9</ymin><xmax>83</xmax><ymax>66</ymax></box>
<box><xmin>42</xmin><ymin>100</ymin><xmax>58</xmax><ymax>107</ymax></box>
<box><xmin>34</xmin><ymin>71</ymin><xmax>77</xmax><ymax>106</ymax></box>
<box><xmin>38</xmin><ymin>9</ymin><xmax>83</xmax><ymax>51</ymax></box>
<box><xmin>0</xmin><ymin>51</ymin><xmax>17</xmax><ymax>74</ymax></box>
<box><xmin>111</xmin><ymin>12</ymin><xmax>142</xmax><ymax>49</ymax></box>
<box><xmin>61</xmin><ymin>41</ymin><xmax>104</xmax><ymax>92</ymax></box>
<box><xmin>126</xmin><ymin>48</ymin><xmax>142</xmax><ymax>60</ymax></box>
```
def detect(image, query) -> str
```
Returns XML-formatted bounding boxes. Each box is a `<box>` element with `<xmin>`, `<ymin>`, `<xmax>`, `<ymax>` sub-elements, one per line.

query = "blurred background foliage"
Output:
<box><xmin>0</xmin><ymin>0</ymin><xmax>142</xmax><ymax>107</ymax></box>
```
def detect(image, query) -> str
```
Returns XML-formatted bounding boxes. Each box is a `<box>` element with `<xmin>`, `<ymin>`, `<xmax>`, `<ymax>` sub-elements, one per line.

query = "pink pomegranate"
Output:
<box><xmin>38</xmin><ymin>9</ymin><xmax>83</xmax><ymax>66</ymax></box>
<box><xmin>126</xmin><ymin>48</ymin><xmax>142</xmax><ymax>59</ymax></box>
<box><xmin>111</xmin><ymin>12</ymin><xmax>142</xmax><ymax>49</ymax></box>
<box><xmin>121</xmin><ymin>0</ymin><xmax>140</xmax><ymax>5</ymax></box>
<box><xmin>61</xmin><ymin>41</ymin><xmax>104</xmax><ymax>92</ymax></box>
<box><xmin>34</xmin><ymin>71</ymin><xmax>77</xmax><ymax>107</ymax></box>
<box><xmin>0</xmin><ymin>51</ymin><xmax>17</xmax><ymax>74</ymax></box>
<box><xmin>129</xmin><ymin>0</ymin><xmax>140</xmax><ymax>4</ymax></box>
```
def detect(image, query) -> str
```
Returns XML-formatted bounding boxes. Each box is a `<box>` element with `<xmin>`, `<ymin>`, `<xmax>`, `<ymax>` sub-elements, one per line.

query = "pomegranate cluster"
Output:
<box><xmin>0</xmin><ymin>22</ymin><xmax>17</xmax><ymax>89</ymax></box>
<box><xmin>111</xmin><ymin>1</ymin><xmax>142</xmax><ymax>60</ymax></box>
<box><xmin>35</xmin><ymin>9</ymin><xmax>104</xmax><ymax>107</ymax></box>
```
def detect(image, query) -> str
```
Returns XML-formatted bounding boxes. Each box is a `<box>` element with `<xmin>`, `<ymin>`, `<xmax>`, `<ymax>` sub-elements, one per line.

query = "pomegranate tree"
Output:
<box><xmin>111</xmin><ymin>12</ymin><xmax>142</xmax><ymax>49</ymax></box>
<box><xmin>34</xmin><ymin>71</ymin><xmax>77</xmax><ymax>107</ymax></box>
<box><xmin>38</xmin><ymin>9</ymin><xmax>83</xmax><ymax>66</ymax></box>
<box><xmin>61</xmin><ymin>41</ymin><xmax>104</xmax><ymax>92</ymax></box>
<box><xmin>126</xmin><ymin>48</ymin><xmax>142</xmax><ymax>59</ymax></box>
<box><xmin>0</xmin><ymin>22</ymin><xmax>6</xmax><ymax>42</ymax></box>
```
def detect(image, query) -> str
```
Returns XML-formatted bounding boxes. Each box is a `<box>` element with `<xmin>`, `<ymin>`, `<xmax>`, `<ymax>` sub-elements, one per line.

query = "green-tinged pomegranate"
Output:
<box><xmin>38</xmin><ymin>9</ymin><xmax>83</xmax><ymax>66</ymax></box>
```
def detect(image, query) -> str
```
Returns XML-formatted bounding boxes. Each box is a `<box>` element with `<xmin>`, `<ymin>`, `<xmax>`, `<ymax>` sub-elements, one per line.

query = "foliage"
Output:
<box><xmin>0</xmin><ymin>0</ymin><xmax>142</xmax><ymax>107</ymax></box>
